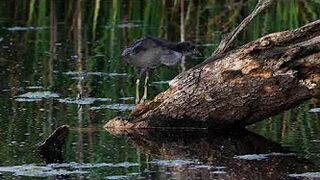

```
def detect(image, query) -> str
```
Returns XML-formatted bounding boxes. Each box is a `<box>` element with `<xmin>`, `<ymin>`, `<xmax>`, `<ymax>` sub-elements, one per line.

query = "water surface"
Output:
<box><xmin>0</xmin><ymin>0</ymin><xmax>320</xmax><ymax>179</ymax></box>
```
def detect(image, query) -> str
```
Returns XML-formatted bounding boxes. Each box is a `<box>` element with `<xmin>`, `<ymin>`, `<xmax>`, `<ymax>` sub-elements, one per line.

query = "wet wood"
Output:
<box><xmin>37</xmin><ymin>125</ymin><xmax>69</xmax><ymax>163</ymax></box>
<box><xmin>105</xmin><ymin>18</ymin><xmax>320</xmax><ymax>129</ymax></box>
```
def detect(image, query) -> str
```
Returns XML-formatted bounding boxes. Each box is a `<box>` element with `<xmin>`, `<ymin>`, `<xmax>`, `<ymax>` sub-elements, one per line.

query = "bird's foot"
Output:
<box><xmin>139</xmin><ymin>96</ymin><xmax>146</xmax><ymax>104</ymax></box>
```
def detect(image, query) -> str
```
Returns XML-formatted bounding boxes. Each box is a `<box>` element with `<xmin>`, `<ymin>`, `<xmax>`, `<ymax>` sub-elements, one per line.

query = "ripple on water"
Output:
<box><xmin>234</xmin><ymin>154</ymin><xmax>268</xmax><ymax>161</ymax></box>
<box><xmin>105</xmin><ymin>175</ymin><xmax>128</xmax><ymax>180</ymax></box>
<box><xmin>0</xmin><ymin>164</ymin><xmax>88</xmax><ymax>177</ymax></box>
<box><xmin>15</xmin><ymin>98</ymin><xmax>42</xmax><ymax>102</ymax></box>
<box><xmin>48</xmin><ymin>162</ymin><xmax>139</xmax><ymax>169</ymax></box>
<box><xmin>119</xmin><ymin>97</ymin><xmax>134</xmax><ymax>101</ymax></box>
<box><xmin>15</xmin><ymin>91</ymin><xmax>59</xmax><ymax>102</ymax></box>
<box><xmin>289</xmin><ymin>172</ymin><xmax>320</xmax><ymax>178</ymax></box>
<box><xmin>63</xmin><ymin>71</ymin><xmax>128</xmax><ymax>77</ymax></box>
<box><xmin>309</xmin><ymin>108</ymin><xmax>320</xmax><ymax>112</ymax></box>
<box><xmin>105</xmin><ymin>22</ymin><xmax>143</xmax><ymax>29</ymax></box>
<box><xmin>6</xmin><ymin>26</ymin><xmax>48</xmax><ymax>31</ymax></box>
<box><xmin>150</xmin><ymin>80</ymin><xmax>171</xmax><ymax>86</ymax></box>
<box><xmin>26</xmin><ymin>86</ymin><xmax>43</xmax><ymax>90</ymax></box>
<box><xmin>90</xmin><ymin>104</ymin><xmax>135</xmax><ymax>111</ymax></box>
<box><xmin>0</xmin><ymin>162</ymin><xmax>139</xmax><ymax>177</ymax></box>
<box><xmin>150</xmin><ymin>159</ymin><xmax>198</xmax><ymax>167</ymax></box>
<box><xmin>59</xmin><ymin>97</ymin><xmax>112</xmax><ymax>105</ymax></box>
<box><xmin>234</xmin><ymin>152</ymin><xmax>296</xmax><ymax>161</ymax></box>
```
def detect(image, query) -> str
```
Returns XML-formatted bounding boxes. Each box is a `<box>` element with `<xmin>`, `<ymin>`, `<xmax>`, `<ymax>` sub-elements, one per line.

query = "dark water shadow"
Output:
<box><xmin>123</xmin><ymin>129</ymin><xmax>315</xmax><ymax>180</ymax></box>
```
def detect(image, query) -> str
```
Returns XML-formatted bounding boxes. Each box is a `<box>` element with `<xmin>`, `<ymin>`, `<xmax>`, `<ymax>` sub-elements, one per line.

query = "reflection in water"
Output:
<box><xmin>124</xmin><ymin>129</ymin><xmax>314</xmax><ymax>180</ymax></box>
<box><xmin>180</xmin><ymin>0</ymin><xmax>186</xmax><ymax>72</ymax></box>
<box><xmin>74</xmin><ymin>0</ymin><xmax>86</xmax><ymax>165</ymax></box>
<box><xmin>49</xmin><ymin>0</ymin><xmax>57</xmax><ymax>89</ymax></box>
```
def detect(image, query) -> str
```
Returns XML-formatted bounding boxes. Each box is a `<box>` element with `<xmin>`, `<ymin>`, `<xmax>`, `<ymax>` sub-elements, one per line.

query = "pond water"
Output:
<box><xmin>0</xmin><ymin>0</ymin><xmax>320</xmax><ymax>179</ymax></box>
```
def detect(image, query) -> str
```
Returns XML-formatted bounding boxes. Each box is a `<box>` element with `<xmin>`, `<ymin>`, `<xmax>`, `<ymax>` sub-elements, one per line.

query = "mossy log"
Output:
<box><xmin>105</xmin><ymin>19</ymin><xmax>320</xmax><ymax>130</ymax></box>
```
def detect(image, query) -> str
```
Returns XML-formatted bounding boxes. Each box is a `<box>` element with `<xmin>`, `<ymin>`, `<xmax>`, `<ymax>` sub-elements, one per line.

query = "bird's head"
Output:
<box><xmin>176</xmin><ymin>41</ymin><xmax>201</xmax><ymax>56</ymax></box>
<box><xmin>121</xmin><ymin>47</ymin><xmax>131</xmax><ymax>57</ymax></box>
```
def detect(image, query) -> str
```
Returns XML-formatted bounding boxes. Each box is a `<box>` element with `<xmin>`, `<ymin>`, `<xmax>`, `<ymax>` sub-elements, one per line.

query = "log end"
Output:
<box><xmin>104</xmin><ymin>116</ymin><xmax>133</xmax><ymax>129</ymax></box>
<box><xmin>104</xmin><ymin>115</ymin><xmax>152</xmax><ymax>135</ymax></box>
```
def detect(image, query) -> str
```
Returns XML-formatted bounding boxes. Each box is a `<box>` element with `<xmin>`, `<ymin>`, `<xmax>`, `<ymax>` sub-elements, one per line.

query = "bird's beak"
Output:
<box><xmin>192</xmin><ymin>48</ymin><xmax>201</xmax><ymax>56</ymax></box>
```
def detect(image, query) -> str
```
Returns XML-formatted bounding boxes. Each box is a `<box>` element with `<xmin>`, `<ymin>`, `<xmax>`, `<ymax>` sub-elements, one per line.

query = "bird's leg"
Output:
<box><xmin>135</xmin><ymin>79</ymin><xmax>140</xmax><ymax>104</ymax></box>
<box><xmin>140</xmin><ymin>72</ymin><xmax>149</xmax><ymax>103</ymax></box>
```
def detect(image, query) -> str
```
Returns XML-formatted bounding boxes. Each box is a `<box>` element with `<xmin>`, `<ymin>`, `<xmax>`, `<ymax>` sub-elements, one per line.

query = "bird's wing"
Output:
<box><xmin>146</xmin><ymin>36</ymin><xmax>177</xmax><ymax>49</ymax></box>
<box><xmin>122</xmin><ymin>36</ymin><xmax>179</xmax><ymax>56</ymax></box>
<box><xmin>122</xmin><ymin>37</ymin><xmax>161</xmax><ymax>56</ymax></box>
<box><xmin>160</xmin><ymin>50</ymin><xmax>182</xmax><ymax>66</ymax></box>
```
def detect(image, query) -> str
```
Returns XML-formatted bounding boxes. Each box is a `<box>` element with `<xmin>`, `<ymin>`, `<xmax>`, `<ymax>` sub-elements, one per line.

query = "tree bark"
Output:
<box><xmin>105</xmin><ymin>19</ymin><xmax>320</xmax><ymax>130</ymax></box>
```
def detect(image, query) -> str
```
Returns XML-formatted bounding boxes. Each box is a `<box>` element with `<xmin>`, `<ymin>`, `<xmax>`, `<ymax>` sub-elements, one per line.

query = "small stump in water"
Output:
<box><xmin>37</xmin><ymin>125</ymin><xmax>69</xmax><ymax>163</ymax></box>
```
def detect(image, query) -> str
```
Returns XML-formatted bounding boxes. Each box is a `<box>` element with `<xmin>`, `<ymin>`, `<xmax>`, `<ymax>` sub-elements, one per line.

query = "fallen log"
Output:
<box><xmin>106</xmin><ymin>18</ymin><xmax>320</xmax><ymax>130</ymax></box>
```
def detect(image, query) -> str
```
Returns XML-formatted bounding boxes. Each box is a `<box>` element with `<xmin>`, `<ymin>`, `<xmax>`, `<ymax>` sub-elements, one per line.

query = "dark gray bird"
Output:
<box><xmin>121</xmin><ymin>36</ymin><xmax>199</xmax><ymax>104</ymax></box>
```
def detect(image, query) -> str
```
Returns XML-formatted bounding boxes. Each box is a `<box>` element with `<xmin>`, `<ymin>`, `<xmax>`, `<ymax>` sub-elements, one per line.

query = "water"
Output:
<box><xmin>0</xmin><ymin>0</ymin><xmax>320</xmax><ymax>179</ymax></box>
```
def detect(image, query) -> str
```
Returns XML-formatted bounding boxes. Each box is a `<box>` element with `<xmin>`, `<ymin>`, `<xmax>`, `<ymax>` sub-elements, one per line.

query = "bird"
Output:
<box><xmin>121</xmin><ymin>36</ymin><xmax>199</xmax><ymax>104</ymax></box>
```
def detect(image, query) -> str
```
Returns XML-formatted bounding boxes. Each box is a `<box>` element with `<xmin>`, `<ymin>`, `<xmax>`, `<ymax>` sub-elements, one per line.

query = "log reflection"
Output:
<box><xmin>121</xmin><ymin>129</ymin><xmax>315</xmax><ymax>180</ymax></box>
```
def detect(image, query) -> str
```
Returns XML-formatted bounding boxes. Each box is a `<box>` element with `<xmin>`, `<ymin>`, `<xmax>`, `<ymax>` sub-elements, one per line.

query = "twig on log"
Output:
<box><xmin>191</xmin><ymin>0</ymin><xmax>274</xmax><ymax>92</ymax></box>
<box><xmin>202</xmin><ymin>0</ymin><xmax>274</xmax><ymax>65</ymax></box>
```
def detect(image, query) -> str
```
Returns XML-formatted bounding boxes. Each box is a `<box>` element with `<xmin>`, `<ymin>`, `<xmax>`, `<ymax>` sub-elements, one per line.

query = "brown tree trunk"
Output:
<box><xmin>105</xmin><ymin>19</ymin><xmax>320</xmax><ymax>130</ymax></box>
